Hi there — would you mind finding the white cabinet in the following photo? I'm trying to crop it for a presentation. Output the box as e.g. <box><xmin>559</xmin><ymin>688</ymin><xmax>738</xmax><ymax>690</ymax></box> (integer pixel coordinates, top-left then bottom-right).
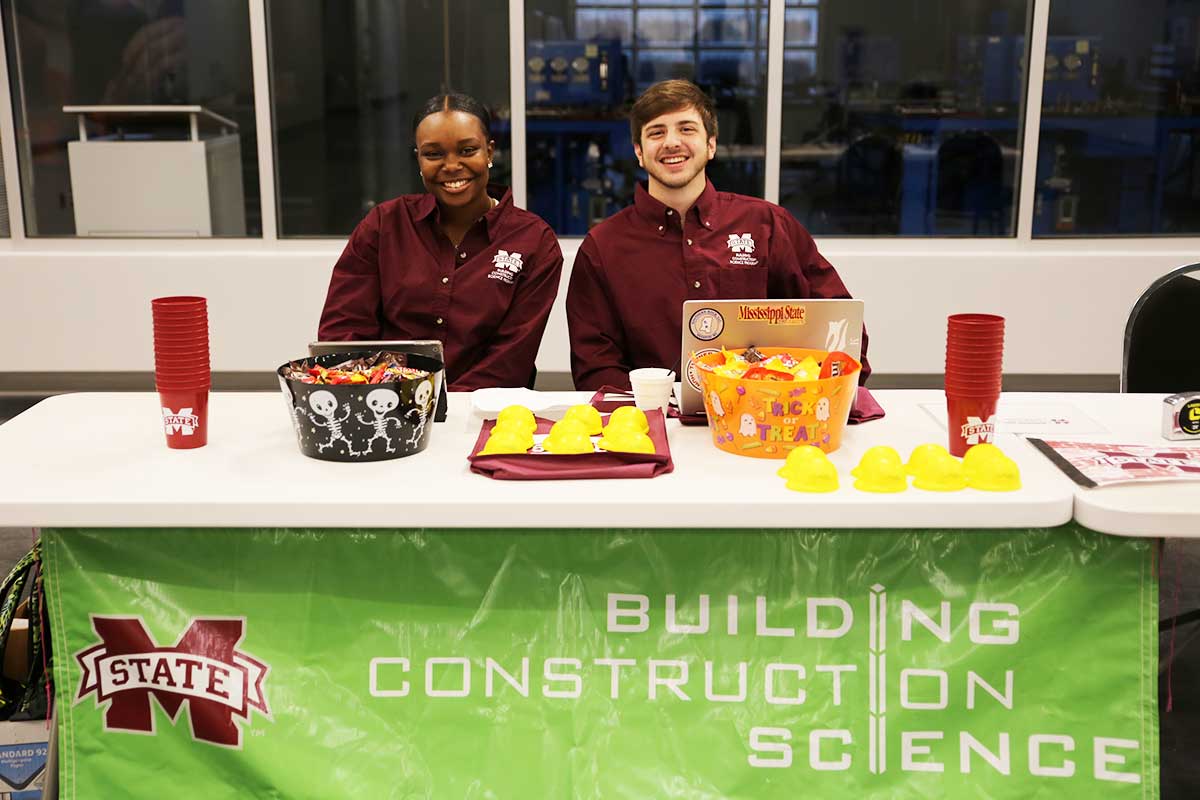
<box><xmin>64</xmin><ymin>105</ymin><xmax>246</xmax><ymax>237</ymax></box>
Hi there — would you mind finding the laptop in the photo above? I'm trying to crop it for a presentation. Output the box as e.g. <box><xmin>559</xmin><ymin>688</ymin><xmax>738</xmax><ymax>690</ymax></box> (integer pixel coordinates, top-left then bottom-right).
<box><xmin>679</xmin><ymin>299</ymin><xmax>865</xmax><ymax>416</ymax></box>
<box><xmin>308</xmin><ymin>340</ymin><xmax>448</xmax><ymax>422</ymax></box>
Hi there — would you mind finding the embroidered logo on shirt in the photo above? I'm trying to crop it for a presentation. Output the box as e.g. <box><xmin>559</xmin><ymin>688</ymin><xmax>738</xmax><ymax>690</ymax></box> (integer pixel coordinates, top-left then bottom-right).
<box><xmin>488</xmin><ymin>250</ymin><xmax>524</xmax><ymax>284</ymax></box>
<box><xmin>726</xmin><ymin>233</ymin><xmax>759</xmax><ymax>266</ymax></box>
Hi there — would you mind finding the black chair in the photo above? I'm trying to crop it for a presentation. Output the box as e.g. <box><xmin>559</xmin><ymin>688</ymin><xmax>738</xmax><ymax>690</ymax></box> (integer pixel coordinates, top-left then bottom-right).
<box><xmin>831</xmin><ymin>133</ymin><xmax>902</xmax><ymax>234</ymax></box>
<box><xmin>935</xmin><ymin>132</ymin><xmax>1005</xmax><ymax>235</ymax></box>
<box><xmin>1121</xmin><ymin>263</ymin><xmax>1200</xmax><ymax>393</ymax></box>
<box><xmin>1126</xmin><ymin>265</ymin><xmax>1200</xmax><ymax>677</ymax></box>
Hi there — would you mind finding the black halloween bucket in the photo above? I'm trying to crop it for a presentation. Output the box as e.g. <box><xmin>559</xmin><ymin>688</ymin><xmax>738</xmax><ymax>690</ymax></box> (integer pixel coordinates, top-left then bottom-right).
<box><xmin>277</xmin><ymin>350</ymin><xmax>444</xmax><ymax>462</ymax></box>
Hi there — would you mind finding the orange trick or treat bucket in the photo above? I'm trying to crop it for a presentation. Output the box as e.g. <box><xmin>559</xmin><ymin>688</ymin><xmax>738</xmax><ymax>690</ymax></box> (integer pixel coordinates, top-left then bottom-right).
<box><xmin>694</xmin><ymin>347</ymin><xmax>861</xmax><ymax>459</ymax></box>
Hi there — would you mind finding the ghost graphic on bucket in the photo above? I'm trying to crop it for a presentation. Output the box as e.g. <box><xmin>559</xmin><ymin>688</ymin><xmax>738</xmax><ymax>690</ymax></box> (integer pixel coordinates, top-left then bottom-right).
<box><xmin>709</xmin><ymin>390</ymin><xmax>725</xmax><ymax>418</ymax></box>
<box><xmin>739</xmin><ymin>413</ymin><xmax>757</xmax><ymax>437</ymax></box>
<box><xmin>816</xmin><ymin>397</ymin><xmax>831</xmax><ymax>422</ymax></box>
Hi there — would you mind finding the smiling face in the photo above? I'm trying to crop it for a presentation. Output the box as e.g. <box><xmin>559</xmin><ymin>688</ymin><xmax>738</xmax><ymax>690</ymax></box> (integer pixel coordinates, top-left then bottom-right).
<box><xmin>309</xmin><ymin>390</ymin><xmax>337</xmax><ymax>418</ymax></box>
<box><xmin>414</xmin><ymin>110</ymin><xmax>495</xmax><ymax>210</ymax></box>
<box><xmin>366</xmin><ymin>388</ymin><xmax>399</xmax><ymax>415</ymax></box>
<box><xmin>634</xmin><ymin>106</ymin><xmax>716</xmax><ymax>193</ymax></box>
<box><xmin>414</xmin><ymin>380</ymin><xmax>433</xmax><ymax>410</ymax></box>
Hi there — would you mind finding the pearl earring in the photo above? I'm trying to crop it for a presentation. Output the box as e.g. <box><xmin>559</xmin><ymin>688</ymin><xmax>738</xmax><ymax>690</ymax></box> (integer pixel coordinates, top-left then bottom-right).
<box><xmin>488</xmin><ymin>161</ymin><xmax>493</xmax><ymax>168</ymax></box>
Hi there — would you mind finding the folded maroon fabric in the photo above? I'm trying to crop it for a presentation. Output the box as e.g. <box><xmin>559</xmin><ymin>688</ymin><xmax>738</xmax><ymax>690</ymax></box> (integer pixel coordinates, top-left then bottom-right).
<box><xmin>587</xmin><ymin>386</ymin><xmax>636</xmax><ymax>413</ymax></box>
<box><xmin>849</xmin><ymin>387</ymin><xmax>886</xmax><ymax>424</ymax></box>
<box><xmin>468</xmin><ymin>409</ymin><xmax>674</xmax><ymax>481</ymax></box>
<box><xmin>590</xmin><ymin>385</ymin><xmax>695</xmax><ymax>421</ymax></box>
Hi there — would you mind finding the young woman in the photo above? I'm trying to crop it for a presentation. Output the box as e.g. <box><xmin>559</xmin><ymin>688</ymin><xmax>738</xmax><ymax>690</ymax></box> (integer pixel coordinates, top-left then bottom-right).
<box><xmin>318</xmin><ymin>93</ymin><xmax>563</xmax><ymax>390</ymax></box>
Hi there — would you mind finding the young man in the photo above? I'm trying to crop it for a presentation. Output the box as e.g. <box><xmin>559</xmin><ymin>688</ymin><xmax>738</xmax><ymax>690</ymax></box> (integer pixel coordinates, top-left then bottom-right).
<box><xmin>566</xmin><ymin>79</ymin><xmax>871</xmax><ymax>396</ymax></box>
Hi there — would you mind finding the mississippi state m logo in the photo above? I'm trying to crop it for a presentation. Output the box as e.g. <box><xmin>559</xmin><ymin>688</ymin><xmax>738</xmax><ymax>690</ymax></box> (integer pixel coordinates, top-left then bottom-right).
<box><xmin>726</xmin><ymin>233</ymin><xmax>755</xmax><ymax>253</ymax></box>
<box><xmin>726</xmin><ymin>233</ymin><xmax>759</xmax><ymax>266</ymax></box>
<box><xmin>961</xmin><ymin>415</ymin><xmax>995</xmax><ymax>445</ymax></box>
<box><xmin>76</xmin><ymin>616</ymin><xmax>270</xmax><ymax>747</ymax></box>
<box><xmin>493</xmin><ymin>250</ymin><xmax>524</xmax><ymax>273</ymax></box>
<box><xmin>161</xmin><ymin>407</ymin><xmax>200</xmax><ymax>435</ymax></box>
<box><xmin>488</xmin><ymin>250</ymin><xmax>524</xmax><ymax>285</ymax></box>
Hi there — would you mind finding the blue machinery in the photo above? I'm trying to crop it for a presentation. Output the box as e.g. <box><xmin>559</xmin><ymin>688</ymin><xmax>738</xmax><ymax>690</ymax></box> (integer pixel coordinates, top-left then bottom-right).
<box><xmin>523</xmin><ymin>36</ymin><xmax>1200</xmax><ymax>236</ymax></box>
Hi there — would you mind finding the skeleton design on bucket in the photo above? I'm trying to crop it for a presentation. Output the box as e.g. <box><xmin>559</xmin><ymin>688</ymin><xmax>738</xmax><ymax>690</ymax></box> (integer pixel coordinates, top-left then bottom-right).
<box><xmin>356</xmin><ymin>388</ymin><xmax>403</xmax><ymax>454</ymax></box>
<box><xmin>306</xmin><ymin>390</ymin><xmax>358</xmax><ymax>455</ymax></box>
<box><xmin>404</xmin><ymin>379</ymin><xmax>435</xmax><ymax>448</ymax></box>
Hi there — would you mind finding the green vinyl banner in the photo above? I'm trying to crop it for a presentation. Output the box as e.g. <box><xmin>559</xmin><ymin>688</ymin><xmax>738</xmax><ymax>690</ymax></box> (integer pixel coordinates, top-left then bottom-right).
<box><xmin>42</xmin><ymin>525</ymin><xmax>1158</xmax><ymax>799</ymax></box>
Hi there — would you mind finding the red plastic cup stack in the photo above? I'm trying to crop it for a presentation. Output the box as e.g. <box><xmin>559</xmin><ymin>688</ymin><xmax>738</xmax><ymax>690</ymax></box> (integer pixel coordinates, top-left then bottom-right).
<box><xmin>944</xmin><ymin>313</ymin><xmax>1004</xmax><ymax>457</ymax></box>
<box><xmin>152</xmin><ymin>296</ymin><xmax>210</xmax><ymax>449</ymax></box>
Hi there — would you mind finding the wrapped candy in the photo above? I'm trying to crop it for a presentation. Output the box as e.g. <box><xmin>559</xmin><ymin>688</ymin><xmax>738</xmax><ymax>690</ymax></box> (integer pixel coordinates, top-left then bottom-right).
<box><xmin>697</xmin><ymin>347</ymin><xmax>822</xmax><ymax>382</ymax></box>
<box><xmin>282</xmin><ymin>352</ymin><xmax>430</xmax><ymax>385</ymax></box>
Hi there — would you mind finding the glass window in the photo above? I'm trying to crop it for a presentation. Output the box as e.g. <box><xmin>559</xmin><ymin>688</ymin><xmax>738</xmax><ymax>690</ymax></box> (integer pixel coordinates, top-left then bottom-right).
<box><xmin>527</xmin><ymin>0</ymin><xmax>769</xmax><ymax>235</ymax></box>
<box><xmin>268</xmin><ymin>0</ymin><xmax>511</xmax><ymax>237</ymax></box>
<box><xmin>779</xmin><ymin>0</ymin><xmax>1030</xmax><ymax>236</ymax></box>
<box><xmin>1035</xmin><ymin>0</ymin><xmax>1200</xmax><ymax>236</ymax></box>
<box><xmin>3</xmin><ymin>0</ymin><xmax>259</xmax><ymax>237</ymax></box>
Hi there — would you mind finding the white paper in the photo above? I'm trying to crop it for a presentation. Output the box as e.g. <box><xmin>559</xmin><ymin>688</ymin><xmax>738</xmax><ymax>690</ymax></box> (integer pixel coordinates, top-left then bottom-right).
<box><xmin>920</xmin><ymin>401</ymin><xmax>1108</xmax><ymax>435</ymax></box>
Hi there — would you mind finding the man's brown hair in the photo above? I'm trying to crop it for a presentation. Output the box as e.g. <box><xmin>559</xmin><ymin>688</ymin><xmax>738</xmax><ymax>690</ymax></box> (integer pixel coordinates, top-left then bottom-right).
<box><xmin>629</xmin><ymin>79</ymin><xmax>718</xmax><ymax>145</ymax></box>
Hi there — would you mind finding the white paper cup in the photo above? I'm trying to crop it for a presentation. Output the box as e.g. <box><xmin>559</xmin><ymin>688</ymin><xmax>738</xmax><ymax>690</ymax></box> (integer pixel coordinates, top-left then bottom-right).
<box><xmin>630</xmin><ymin>368</ymin><xmax>674</xmax><ymax>381</ymax></box>
<box><xmin>630</xmin><ymin>369</ymin><xmax>675</xmax><ymax>412</ymax></box>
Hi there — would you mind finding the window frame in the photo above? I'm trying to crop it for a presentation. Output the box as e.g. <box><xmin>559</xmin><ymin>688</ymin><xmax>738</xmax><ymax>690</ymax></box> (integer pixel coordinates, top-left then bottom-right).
<box><xmin>0</xmin><ymin>0</ymin><xmax>1189</xmax><ymax>253</ymax></box>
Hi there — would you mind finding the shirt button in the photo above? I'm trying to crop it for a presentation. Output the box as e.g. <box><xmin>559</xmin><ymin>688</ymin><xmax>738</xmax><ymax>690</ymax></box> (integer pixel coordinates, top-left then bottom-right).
<box><xmin>436</xmin><ymin>317</ymin><xmax>444</xmax><ymax>325</ymax></box>
<box><xmin>441</xmin><ymin>276</ymin><xmax>449</xmax><ymax>284</ymax></box>
<box><xmin>705</xmin><ymin>221</ymin><xmax>711</xmax><ymax>228</ymax></box>
<box><xmin>657</xmin><ymin>225</ymin><xmax>664</xmax><ymax>232</ymax></box>
<box><xmin>693</xmin><ymin>281</ymin><xmax>701</xmax><ymax>289</ymax></box>
<box><xmin>687</xmin><ymin>238</ymin><xmax>693</xmax><ymax>245</ymax></box>
<box><xmin>459</xmin><ymin>252</ymin><xmax>467</xmax><ymax>259</ymax></box>
<box><xmin>666</xmin><ymin>210</ymin><xmax>673</xmax><ymax>216</ymax></box>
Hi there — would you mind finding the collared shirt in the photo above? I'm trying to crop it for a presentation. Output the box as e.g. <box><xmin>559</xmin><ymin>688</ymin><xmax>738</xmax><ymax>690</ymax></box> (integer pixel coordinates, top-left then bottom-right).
<box><xmin>318</xmin><ymin>187</ymin><xmax>563</xmax><ymax>390</ymax></box>
<box><xmin>566</xmin><ymin>180</ymin><xmax>871</xmax><ymax>390</ymax></box>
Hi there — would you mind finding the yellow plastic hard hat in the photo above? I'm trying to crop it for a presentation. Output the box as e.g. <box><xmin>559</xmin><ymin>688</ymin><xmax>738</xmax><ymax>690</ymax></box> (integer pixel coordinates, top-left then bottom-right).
<box><xmin>563</xmin><ymin>404</ymin><xmax>604</xmax><ymax>436</ymax></box>
<box><xmin>911</xmin><ymin>450</ymin><xmax>967</xmax><ymax>492</ymax></box>
<box><xmin>777</xmin><ymin>444</ymin><xmax>828</xmax><ymax>479</ymax></box>
<box><xmin>963</xmin><ymin>444</ymin><xmax>1021</xmax><ymax>491</ymax></box>
<box><xmin>783</xmin><ymin>454</ymin><xmax>839</xmax><ymax>493</ymax></box>
<box><xmin>478</xmin><ymin>427</ymin><xmax>533</xmax><ymax>455</ymax></box>
<box><xmin>542</xmin><ymin>429</ymin><xmax>595</xmax><ymax>454</ymax></box>
<box><xmin>906</xmin><ymin>443</ymin><xmax>949</xmax><ymax>476</ymax></box>
<box><xmin>598</xmin><ymin>428</ymin><xmax>656</xmax><ymax>454</ymax></box>
<box><xmin>606</xmin><ymin>405</ymin><xmax>649</xmax><ymax>434</ymax></box>
<box><xmin>487</xmin><ymin>422</ymin><xmax>535</xmax><ymax>450</ymax></box>
<box><xmin>549</xmin><ymin>418</ymin><xmax>590</xmax><ymax>438</ymax></box>
<box><xmin>496</xmin><ymin>405</ymin><xmax>537</xmax><ymax>435</ymax></box>
<box><xmin>851</xmin><ymin>446</ymin><xmax>907</xmax><ymax>493</ymax></box>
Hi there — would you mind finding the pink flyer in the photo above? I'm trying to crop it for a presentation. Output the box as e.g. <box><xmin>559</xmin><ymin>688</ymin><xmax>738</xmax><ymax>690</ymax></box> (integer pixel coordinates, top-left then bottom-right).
<box><xmin>1029</xmin><ymin>439</ymin><xmax>1200</xmax><ymax>488</ymax></box>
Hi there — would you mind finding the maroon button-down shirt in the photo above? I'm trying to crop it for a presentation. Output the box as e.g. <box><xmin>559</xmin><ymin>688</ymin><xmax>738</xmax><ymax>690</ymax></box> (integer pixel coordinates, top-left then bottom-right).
<box><xmin>318</xmin><ymin>187</ymin><xmax>563</xmax><ymax>390</ymax></box>
<box><xmin>566</xmin><ymin>181</ymin><xmax>871</xmax><ymax>390</ymax></box>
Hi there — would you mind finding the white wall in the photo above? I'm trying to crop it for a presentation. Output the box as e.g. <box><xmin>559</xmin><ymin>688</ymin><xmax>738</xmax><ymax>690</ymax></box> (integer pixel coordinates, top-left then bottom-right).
<box><xmin>1</xmin><ymin>236</ymin><xmax>1193</xmax><ymax>379</ymax></box>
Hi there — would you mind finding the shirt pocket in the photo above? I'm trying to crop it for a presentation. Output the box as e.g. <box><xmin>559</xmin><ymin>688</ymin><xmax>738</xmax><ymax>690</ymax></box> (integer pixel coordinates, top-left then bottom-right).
<box><xmin>718</xmin><ymin>265</ymin><xmax>769</xmax><ymax>298</ymax></box>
